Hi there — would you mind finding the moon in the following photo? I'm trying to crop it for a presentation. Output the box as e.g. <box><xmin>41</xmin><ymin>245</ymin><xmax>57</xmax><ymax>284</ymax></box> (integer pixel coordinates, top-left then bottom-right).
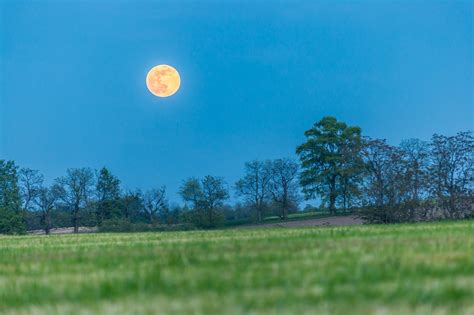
<box><xmin>146</xmin><ymin>65</ymin><xmax>181</xmax><ymax>97</ymax></box>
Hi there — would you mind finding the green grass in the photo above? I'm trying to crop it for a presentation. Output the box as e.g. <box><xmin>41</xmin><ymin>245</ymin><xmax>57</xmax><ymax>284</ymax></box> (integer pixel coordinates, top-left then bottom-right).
<box><xmin>1</xmin><ymin>221</ymin><xmax>474</xmax><ymax>314</ymax></box>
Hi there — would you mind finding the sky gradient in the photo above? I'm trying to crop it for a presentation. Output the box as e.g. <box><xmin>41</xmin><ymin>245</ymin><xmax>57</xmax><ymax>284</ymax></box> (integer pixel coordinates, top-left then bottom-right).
<box><xmin>1</xmin><ymin>0</ymin><xmax>473</xmax><ymax>203</ymax></box>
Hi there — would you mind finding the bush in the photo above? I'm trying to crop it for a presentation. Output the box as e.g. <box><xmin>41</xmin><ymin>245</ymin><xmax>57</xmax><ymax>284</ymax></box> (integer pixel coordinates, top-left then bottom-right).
<box><xmin>0</xmin><ymin>209</ymin><xmax>26</xmax><ymax>234</ymax></box>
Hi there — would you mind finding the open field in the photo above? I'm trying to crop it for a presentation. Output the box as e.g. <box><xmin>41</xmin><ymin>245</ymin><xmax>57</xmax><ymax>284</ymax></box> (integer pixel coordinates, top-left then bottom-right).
<box><xmin>1</xmin><ymin>221</ymin><xmax>474</xmax><ymax>314</ymax></box>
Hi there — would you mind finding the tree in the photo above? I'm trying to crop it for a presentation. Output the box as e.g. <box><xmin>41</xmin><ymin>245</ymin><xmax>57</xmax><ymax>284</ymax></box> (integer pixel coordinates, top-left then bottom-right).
<box><xmin>0</xmin><ymin>160</ymin><xmax>25</xmax><ymax>234</ymax></box>
<box><xmin>361</xmin><ymin>138</ymin><xmax>409</xmax><ymax>223</ymax></box>
<box><xmin>95</xmin><ymin>167</ymin><xmax>121</xmax><ymax>226</ymax></box>
<box><xmin>268</xmin><ymin>158</ymin><xmax>299</xmax><ymax>219</ymax></box>
<box><xmin>179</xmin><ymin>178</ymin><xmax>202</xmax><ymax>207</ymax></box>
<box><xmin>399</xmin><ymin>139</ymin><xmax>430</xmax><ymax>203</ymax></box>
<box><xmin>35</xmin><ymin>185</ymin><xmax>60</xmax><ymax>234</ymax></box>
<box><xmin>235</xmin><ymin>160</ymin><xmax>272</xmax><ymax>222</ymax></box>
<box><xmin>429</xmin><ymin>132</ymin><xmax>474</xmax><ymax>218</ymax></box>
<box><xmin>296</xmin><ymin>116</ymin><xmax>362</xmax><ymax>214</ymax></box>
<box><xmin>18</xmin><ymin>168</ymin><xmax>44</xmax><ymax>211</ymax></box>
<box><xmin>179</xmin><ymin>176</ymin><xmax>229</xmax><ymax>227</ymax></box>
<box><xmin>200</xmin><ymin>175</ymin><xmax>229</xmax><ymax>227</ymax></box>
<box><xmin>338</xmin><ymin>131</ymin><xmax>365</xmax><ymax>211</ymax></box>
<box><xmin>55</xmin><ymin>168</ymin><xmax>95</xmax><ymax>233</ymax></box>
<box><xmin>121</xmin><ymin>190</ymin><xmax>143</xmax><ymax>221</ymax></box>
<box><xmin>143</xmin><ymin>187</ymin><xmax>167</xmax><ymax>224</ymax></box>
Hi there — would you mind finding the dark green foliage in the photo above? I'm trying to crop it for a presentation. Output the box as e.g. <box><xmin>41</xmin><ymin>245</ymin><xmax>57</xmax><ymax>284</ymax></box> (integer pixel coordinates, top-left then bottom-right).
<box><xmin>95</xmin><ymin>167</ymin><xmax>122</xmax><ymax>225</ymax></box>
<box><xmin>0</xmin><ymin>160</ymin><xmax>25</xmax><ymax>234</ymax></box>
<box><xmin>296</xmin><ymin>116</ymin><xmax>363</xmax><ymax>214</ymax></box>
<box><xmin>120</xmin><ymin>190</ymin><xmax>143</xmax><ymax>221</ymax></box>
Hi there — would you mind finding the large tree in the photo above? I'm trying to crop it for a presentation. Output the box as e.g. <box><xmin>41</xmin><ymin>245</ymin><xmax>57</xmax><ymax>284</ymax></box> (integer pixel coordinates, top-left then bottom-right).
<box><xmin>95</xmin><ymin>167</ymin><xmax>121</xmax><ymax>226</ymax></box>
<box><xmin>296</xmin><ymin>117</ymin><xmax>362</xmax><ymax>214</ymax></box>
<box><xmin>0</xmin><ymin>160</ymin><xmax>25</xmax><ymax>234</ymax></box>
<box><xmin>235</xmin><ymin>160</ymin><xmax>272</xmax><ymax>222</ymax></box>
<box><xmin>55</xmin><ymin>168</ymin><xmax>95</xmax><ymax>233</ymax></box>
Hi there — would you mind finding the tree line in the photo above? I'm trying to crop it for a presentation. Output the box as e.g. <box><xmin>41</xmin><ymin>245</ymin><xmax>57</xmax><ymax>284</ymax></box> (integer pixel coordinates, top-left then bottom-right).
<box><xmin>297</xmin><ymin>117</ymin><xmax>473</xmax><ymax>222</ymax></box>
<box><xmin>0</xmin><ymin>116</ymin><xmax>472</xmax><ymax>234</ymax></box>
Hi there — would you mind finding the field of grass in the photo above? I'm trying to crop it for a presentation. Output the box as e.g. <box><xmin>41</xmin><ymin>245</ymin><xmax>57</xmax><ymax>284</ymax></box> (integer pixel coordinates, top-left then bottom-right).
<box><xmin>1</xmin><ymin>221</ymin><xmax>474</xmax><ymax>314</ymax></box>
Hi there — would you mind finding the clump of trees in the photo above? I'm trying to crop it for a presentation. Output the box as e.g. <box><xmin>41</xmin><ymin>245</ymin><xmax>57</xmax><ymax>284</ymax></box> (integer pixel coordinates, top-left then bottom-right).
<box><xmin>296</xmin><ymin>117</ymin><xmax>473</xmax><ymax>223</ymax></box>
<box><xmin>0</xmin><ymin>116</ymin><xmax>472</xmax><ymax>234</ymax></box>
<box><xmin>235</xmin><ymin>159</ymin><xmax>300</xmax><ymax>222</ymax></box>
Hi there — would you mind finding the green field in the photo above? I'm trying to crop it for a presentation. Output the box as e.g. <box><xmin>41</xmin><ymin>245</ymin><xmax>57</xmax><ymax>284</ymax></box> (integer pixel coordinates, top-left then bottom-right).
<box><xmin>1</xmin><ymin>221</ymin><xmax>474</xmax><ymax>315</ymax></box>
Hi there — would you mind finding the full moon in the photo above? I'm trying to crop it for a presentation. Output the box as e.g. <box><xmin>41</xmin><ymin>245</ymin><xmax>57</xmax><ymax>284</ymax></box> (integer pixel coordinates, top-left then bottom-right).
<box><xmin>146</xmin><ymin>64</ymin><xmax>181</xmax><ymax>97</ymax></box>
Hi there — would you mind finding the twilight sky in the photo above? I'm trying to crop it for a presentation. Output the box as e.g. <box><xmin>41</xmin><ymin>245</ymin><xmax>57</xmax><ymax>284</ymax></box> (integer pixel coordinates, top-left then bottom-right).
<box><xmin>1</xmin><ymin>0</ymin><xmax>473</xmax><ymax>203</ymax></box>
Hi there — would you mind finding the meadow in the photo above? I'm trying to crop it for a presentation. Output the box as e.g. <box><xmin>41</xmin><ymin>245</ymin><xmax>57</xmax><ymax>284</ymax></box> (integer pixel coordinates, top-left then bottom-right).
<box><xmin>1</xmin><ymin>221</ymin><xmax>474</xmax><ymax>315</ymax></box>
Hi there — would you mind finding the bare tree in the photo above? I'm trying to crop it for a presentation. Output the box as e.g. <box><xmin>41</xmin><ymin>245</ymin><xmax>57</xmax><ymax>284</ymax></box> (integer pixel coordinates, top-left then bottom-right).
<box><xmin>18</xmin><ymin>168</ymin><xmax>44</xmax><ymax>211</ymax></box>
<box><xmin>143</xmin><ymin>187</ymin><xmax>167</xmax><ymax>224</ymax></box>
<box><xmin>399</xmin><ymin>139</ymin><xmax>430</xmax><ymax>202</ymax></box>
<box><xmin>55</xmin><ymin>168</ymin><xmax>95</xmax><ymax>233</ymax></box>
<box><xmin>35</xmin><ymin>185</ymin><xmax>60</xmax><ymax>235</ymax></box>
<box><xmin>268</xmin><ymin>158</ymin><xmax>299</xmax><ymax>219</ymax></box>
<box><xmin>429</xmin><ymin>132</ymin><xmax>474</xmax><ymax>218</ymax></box>
<box><xmin>201</xmin><ymin>175</ymin><xmax>229</xmax><ymax>226</ymax></box>
<box><xmin>361</xmin><ymin>138</ymin><xmax>408</xmax><ymax>222</ymax></box>
<box><xmin>235</xmin><ymin>160</ymin><xmax>272</xmax><ymax>222</ymax></box>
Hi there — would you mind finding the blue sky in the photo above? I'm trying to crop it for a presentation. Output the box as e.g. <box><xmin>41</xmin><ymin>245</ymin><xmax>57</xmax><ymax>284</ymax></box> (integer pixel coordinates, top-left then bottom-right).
<box><xmin>1</xmin><ymin>0</ymin><xmax>473</xmax><ymax>203</ymax></box>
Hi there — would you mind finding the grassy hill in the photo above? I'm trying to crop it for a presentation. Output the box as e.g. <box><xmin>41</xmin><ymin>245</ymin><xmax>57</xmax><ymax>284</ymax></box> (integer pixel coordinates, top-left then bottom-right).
<box><xmin>1</xmin><ymin>220</ymin><xmax>474</xmax><ymax>314</ymax></box>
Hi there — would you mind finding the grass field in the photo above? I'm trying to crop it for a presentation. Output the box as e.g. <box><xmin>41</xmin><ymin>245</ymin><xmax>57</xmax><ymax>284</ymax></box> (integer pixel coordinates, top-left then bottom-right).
<box><xmin>1</xmin><ymin>221</ymin><xmax>474</xmax><ymax>314</ymax></box>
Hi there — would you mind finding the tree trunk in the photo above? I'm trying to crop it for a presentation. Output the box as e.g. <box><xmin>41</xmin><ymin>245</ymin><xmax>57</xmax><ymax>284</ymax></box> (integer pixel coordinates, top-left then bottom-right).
<box><xmin>209</xmin><ymin>207</ymin><xmax>213</xmax><ymax>227</ymax></box>
<box><xmin>96</xmin><ymin>206</ymin><xmax>103</xmax><ymax>227</ymax></box>
<box><xmin>45</xmin><ymin>211</ymin><xmax>51</xmax><ymax>235</ymax></box>
<box><xmin>282</xmin><ymin>183</ymin><xmax>288</xmax><ymax>220</ymax></box>
<box><xmin>329</xmin><ymin>176</ymin><xmax>337</xmax><ymax>215</ymax></box>
<box><xmin>73</xmin><ymin>204</ymin><xmax>79</xmax><ymax>233</ymax></box>
<box><xmin>343</xmin><ymin>192</ymin><xmax>347</xmax><ymax>213</ymax></box>
<box><xmin>282</xmin><ymin>202</ymin><xmax>288</xmax><ymax>220</ymax></box>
